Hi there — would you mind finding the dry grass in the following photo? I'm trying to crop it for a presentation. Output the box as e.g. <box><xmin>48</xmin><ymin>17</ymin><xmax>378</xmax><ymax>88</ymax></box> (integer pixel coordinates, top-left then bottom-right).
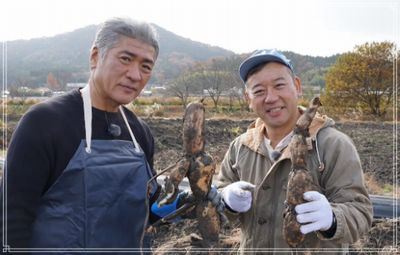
<box><xmin>364</xmin><ymin>173</ymin><xmax>400</xmax><ymax>197</ymax></box>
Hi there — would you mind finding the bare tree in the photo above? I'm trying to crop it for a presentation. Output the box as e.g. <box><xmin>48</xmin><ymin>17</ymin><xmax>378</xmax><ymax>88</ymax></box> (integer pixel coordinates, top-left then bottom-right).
<box><xmin>165</xmin><ymin>68</ymin><xmax>200</xmax><ymax>108</ymax></box>
<box><xmin>195</xmin><ymin>59</ymin><xmax>231</xmax><ymax>109</ymax></box>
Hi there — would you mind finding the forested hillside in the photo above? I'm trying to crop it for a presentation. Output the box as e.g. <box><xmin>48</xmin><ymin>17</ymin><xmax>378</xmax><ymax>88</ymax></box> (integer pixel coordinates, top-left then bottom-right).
<box><xmin>1</xmin><ymin>23</ymin><xmax>337</xmax><ymax>90</ymax></box>
<box><xmin>2</xmin><ymin>24</ymin><xmax>233</xmax><ymax>88</ymax></box>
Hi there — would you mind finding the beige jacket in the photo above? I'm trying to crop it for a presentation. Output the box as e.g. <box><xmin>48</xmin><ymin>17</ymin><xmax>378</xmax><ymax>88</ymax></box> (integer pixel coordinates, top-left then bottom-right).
<box><xmin>216</xmin><ymin>110</ymin><xmax>373</xmax><ymax>254</ymax></box>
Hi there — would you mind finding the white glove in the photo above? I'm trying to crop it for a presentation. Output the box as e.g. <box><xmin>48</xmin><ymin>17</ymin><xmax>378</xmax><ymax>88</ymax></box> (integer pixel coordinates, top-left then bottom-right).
<box><xmin>221</xmin><ymin>181</ymin><xmax>255</xmax><ymax>213</ymax></box>
<box><xmin>295</xmin><ymin>191</ymin><xmax>333</xmax><ymax>234</ymax></box>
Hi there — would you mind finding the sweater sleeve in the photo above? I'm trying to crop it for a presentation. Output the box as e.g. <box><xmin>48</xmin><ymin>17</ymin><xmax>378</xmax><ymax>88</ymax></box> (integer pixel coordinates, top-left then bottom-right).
<box><xmin>2</xmin><ymin>106</ymin><xmax>54</xmax><ymax>248</ymax></box>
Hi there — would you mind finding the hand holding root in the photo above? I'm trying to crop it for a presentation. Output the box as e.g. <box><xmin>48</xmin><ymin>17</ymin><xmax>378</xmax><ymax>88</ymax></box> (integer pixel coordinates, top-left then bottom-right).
<box><xmin>295</xmin><ymin>191</ymin><xmax>333</xmax><ymax>234</ymax></box>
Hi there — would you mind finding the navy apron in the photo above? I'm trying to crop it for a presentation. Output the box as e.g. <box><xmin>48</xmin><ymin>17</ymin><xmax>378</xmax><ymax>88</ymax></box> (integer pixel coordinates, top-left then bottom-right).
<box><xmin>30</xmin><ymin>85</ymin><xmax>157</xmax><ymax>251</ymax></box>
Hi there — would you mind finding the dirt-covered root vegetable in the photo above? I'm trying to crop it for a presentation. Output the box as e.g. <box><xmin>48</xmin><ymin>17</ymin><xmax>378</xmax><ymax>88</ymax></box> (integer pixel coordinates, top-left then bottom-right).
<box><xmin>188</xmin><ymin>152</ymin><xmax>215</xmax><ymax>199</ymax></box>
<box><xmin>283</xmin><ymin>168</ymin><xmax>317</xmax><ymax>248</ymax></box>
<box><xmin>283</xmin><ymin>97</ymin><xmax>321</xmax><ymax>248</ymax></box>
<box><xmin>283</xmin><ymin>204</ymin><xmax>305</xmax><ymax>247</ymax></box>
<box><xmin>196</xmin><ymin>200</ymin><xmax>220</xmax><ymax>247</ymax></box>
<box><xmin>156</xmin><ymin>101</ymin><xmax>222</xmax><ymax>248</ymax></box>
<box><xmin>158</xmin><ymin>158</ymin><xmax>190</xmax><ymax>206</ymax></box>
<box><xmin>183</xmin><ymin>101</ymin><xmax>205</xmax><ymax>155</ymax></box>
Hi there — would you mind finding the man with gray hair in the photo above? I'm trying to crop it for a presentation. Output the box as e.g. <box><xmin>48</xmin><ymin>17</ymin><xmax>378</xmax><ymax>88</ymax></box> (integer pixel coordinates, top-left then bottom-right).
<box><xmin>2</xmin><ymin>17</ymin><xmax>168</xmax><ymax>251</ymax></box>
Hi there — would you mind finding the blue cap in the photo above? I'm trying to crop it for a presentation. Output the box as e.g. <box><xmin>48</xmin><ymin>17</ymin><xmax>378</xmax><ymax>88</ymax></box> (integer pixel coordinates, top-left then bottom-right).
<box><xmin>239</xmin><ymin>49</ymin><xmax>294</xmax><ymax>83</ymax></box>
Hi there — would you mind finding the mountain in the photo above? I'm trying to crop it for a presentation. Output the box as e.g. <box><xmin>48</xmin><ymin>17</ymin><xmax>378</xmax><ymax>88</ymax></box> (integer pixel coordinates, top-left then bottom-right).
<box><xmin>1</xmin><ymin>24</ymin><xmax>234</xmax><ymax>88</ymax></box>
<box><xmin>1</xmin><ymin>23</ymin><xmax>338</xmax><ymax>90</ymax></box>
<box><xmin>282</xmin><ymin>51</ymin><xmax>338</xmax><ymax>88</ymax></box>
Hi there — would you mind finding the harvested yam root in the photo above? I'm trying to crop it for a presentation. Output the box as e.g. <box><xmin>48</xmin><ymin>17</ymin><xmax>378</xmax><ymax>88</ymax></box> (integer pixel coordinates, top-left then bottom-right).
<box><xmin>155</xmin><ymin>101</ymin><xmax>222</xmax><ymax>248</ymax></box>
<box><xmin>283</xmin><ymin>97</ymin><xmax>322</xmax><ymax>248</ymax></box>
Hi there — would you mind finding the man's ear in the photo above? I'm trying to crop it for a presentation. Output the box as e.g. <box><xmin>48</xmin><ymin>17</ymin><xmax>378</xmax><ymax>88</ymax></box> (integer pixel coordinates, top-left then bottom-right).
<box><xmin>294</xmin><ymin>76</ymin><xmax>303</xmax><ymax>97</ymax></box>
<box><xmin>244</xmin><ymin>90</ymin><xmax>252</xmax><ymax>109</ymax></box>
<box><xmin>90</xmin><ymin>47</ymin><xmax>99</xmax><ymax>70</ymax></box>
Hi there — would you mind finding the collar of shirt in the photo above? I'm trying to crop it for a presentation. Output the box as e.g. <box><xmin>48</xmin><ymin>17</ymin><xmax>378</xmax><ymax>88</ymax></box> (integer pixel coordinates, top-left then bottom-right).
<box><xmin>264</xmin><ymin>131</ymin><xmax>294</xmax><ymax>161</ymax></box>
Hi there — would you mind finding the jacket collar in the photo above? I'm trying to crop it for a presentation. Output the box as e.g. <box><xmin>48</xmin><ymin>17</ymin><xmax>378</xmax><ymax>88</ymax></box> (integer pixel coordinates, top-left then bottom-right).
<box><xmin>242</xmin><ymin>106</ymin><xmax>334</xmax><ymax>154</ymax></box>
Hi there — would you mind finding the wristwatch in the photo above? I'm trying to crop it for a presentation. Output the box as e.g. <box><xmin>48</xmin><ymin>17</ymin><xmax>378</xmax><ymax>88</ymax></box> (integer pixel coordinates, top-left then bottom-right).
<box><xmin>332</xmin><ymin>212</ymin><xmax>337</xmax><ymax>228</ymax></box>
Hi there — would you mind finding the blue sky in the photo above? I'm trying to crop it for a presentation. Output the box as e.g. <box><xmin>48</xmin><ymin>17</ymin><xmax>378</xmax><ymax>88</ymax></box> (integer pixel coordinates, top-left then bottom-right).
<box><xmin>1</xmin><ymin>0</ymin><xmax>399</xmax><ymax>56</ymax></box>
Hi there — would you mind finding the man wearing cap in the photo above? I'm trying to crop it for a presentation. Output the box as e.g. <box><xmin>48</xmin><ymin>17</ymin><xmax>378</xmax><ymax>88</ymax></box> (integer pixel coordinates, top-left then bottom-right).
<box><xmin>213</xmin><ymin>49</ymin><xmax>372</xmax><ymax>252</ymax></box>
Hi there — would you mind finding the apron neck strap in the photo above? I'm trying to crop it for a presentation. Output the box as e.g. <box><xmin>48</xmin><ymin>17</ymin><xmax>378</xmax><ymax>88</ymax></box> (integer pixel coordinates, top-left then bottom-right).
<box><xmin>81</xmin><ymin>85</ymin><xmax>92</xmax><ymax>153</ymax></box>
<box><xmin>81</xmin><ymin>85</ymin><xmax>141</xmax><ymax>153</ymax></box>
<box><xmin>119</xmin><ymin>105</ymin><xmax>142</xmax><ymax>153</ymax></box>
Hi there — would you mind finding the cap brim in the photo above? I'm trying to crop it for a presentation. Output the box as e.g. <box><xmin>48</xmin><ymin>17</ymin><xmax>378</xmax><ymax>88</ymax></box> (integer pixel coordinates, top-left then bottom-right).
<box><xmin>239</xmin><ymin>55</ymin><xmax>291</xmax><ymax>83</ymax></box>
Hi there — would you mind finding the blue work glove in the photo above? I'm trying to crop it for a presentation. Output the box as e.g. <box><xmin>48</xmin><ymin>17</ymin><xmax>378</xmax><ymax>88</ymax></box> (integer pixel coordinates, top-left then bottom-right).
<box><xmin>151</xmin><ymin>191</ymin><xmax>189</xmax><ymax>221</ymax></box>
<box><xmin>207</xmin><ymin>185</ymin><xmax>225</xmax><ymax>213</ymax></box>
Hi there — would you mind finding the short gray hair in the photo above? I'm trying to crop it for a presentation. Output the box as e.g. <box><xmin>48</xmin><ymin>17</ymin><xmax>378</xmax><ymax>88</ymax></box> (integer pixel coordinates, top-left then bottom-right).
<box><xmin>93</xmin><ymin>17</ymin><xmax>159</xmax><ymax>60</ymax></box>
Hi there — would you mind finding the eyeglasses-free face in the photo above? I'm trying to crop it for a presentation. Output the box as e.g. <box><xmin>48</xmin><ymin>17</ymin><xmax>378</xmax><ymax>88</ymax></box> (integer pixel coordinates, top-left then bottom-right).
<box><xmin>245</xmin><ymin>62</ymin><xmax>302</xmax><ymax>133</ymax></box>
<box><xmin>90</xmin><ymin>36</ymin><xmax>156</xmax><ymax>112</ymax></box>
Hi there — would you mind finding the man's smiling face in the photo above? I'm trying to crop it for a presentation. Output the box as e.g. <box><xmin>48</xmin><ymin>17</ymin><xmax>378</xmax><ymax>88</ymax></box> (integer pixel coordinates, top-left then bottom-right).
<box><xmin>245</xmin><ymin>62</ymin><xmax>302</xmax><ymax>132</ymax></box>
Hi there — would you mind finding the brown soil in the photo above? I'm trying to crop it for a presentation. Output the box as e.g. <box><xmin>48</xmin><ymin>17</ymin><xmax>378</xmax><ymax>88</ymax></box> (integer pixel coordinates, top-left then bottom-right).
<box><xmin>147</xmin><ymin>118</ymin><xmax>395</xmax><ymax>186</ymax></box>
<box><xmin>145</xmin><ymin>117</ymin><xmax>398</xmax><ymax>253</ymax></box>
